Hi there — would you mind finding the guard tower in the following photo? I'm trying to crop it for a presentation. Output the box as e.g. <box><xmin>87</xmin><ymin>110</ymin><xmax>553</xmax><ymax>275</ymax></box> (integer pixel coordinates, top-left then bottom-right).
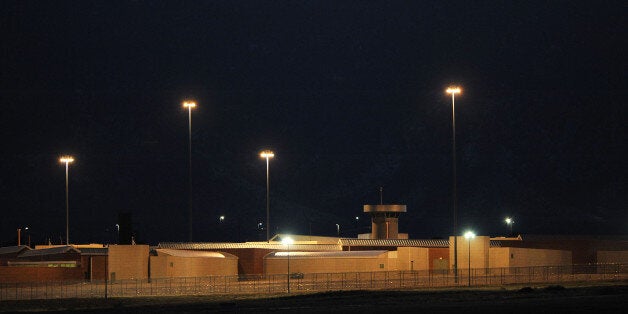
<box><xmin>363</xmin><ymin>204</ymin><xmax>407</xmax><ymax>239</ymax></box>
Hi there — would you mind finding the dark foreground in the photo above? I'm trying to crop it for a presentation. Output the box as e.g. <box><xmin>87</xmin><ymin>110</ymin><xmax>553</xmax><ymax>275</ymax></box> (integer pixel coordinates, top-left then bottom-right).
<box><xmin>2</xmin><ymin>283</ymin><xmax>627</xmax><ymax>313</ymax></box>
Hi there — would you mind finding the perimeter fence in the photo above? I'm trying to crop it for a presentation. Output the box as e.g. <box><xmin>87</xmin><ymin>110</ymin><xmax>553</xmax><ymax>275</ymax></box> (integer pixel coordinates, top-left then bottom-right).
<box><xmin>1</xmin><ymin>263</ymin><xmax>626</xmax><ymax>301</ymax></box>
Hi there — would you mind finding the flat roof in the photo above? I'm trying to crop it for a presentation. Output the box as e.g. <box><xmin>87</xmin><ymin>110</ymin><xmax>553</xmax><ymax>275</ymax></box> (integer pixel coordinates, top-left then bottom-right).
<box><xmin>18</xmin><ymin>246</ymin><xmax>79</xmax><ymax>258</ymax></box>
<box><xmin>158</xmin><ymin>242</ymin><xmax>342</xmax><ymax>251</ymax></box>
<box><xmin>268</xmin><ymin>250</ymin><xmax>389</xmax><ymax>258</ymax></box>
<box><xmin>363</xmin><ymin>204</ymin><xmax>407</xmax><ymax>213</ymax></box>
<box><xmin>156</xmin><ymin>249</ymin><xmax>236</xmax><ymax>259</ymax></box>
<box><xmin>79</xmin><ymin>248</ymin><xmax>108</xmax><ymax>255</ymax></box>
<box><xmin>160</xmin><ymin>238</ymin><xmax>504</xmax><ymax>251</ymax></box>
<box><xmin>340</xmin><ymin>238</ymin><xmax>449</xmax><ymax>247</ymax></box>
<box><xmin>271</xmin><ymin>234</ymin><xmax>340</xmax><ymax>244</ymax></box>
<box><xmin>0</xmin><ymin>245</ymin><xmax>31</xmax><ymax>255</ymax></box>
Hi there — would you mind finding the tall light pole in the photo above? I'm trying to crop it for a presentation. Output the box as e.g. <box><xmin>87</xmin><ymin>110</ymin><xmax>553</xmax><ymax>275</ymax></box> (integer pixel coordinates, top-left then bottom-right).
<box><xmin>446</xmin><ymin>86</ymin><xmax>461</xmax><ymax>282</ymax></box>
<box><xmin>59</xmin><ymin>156</ymin><xmax>74</xmax><ymax>245</ymax></box>
<box><xmin>260</xmin><ymin>150</ymin><xmax>274</xmax><ymax>242</ymax></box>
<box><xmin>505</xmin><ymin>217</ymin><xmax>514</xmax><ymax>236</ymax></box>
<box><xmin>464</xmin><ymin>230</ymin><xmax>475</xmax><ymax>287</ymax></box>
<box><xmin>183</xmin><ymin>101</ymin><xmax>196</xmax><ymax>242</ymax></box>
<box><xmin>282</xmin><ymin>237</ymin><xmax>294</xmax><ymax>293</ymax></box>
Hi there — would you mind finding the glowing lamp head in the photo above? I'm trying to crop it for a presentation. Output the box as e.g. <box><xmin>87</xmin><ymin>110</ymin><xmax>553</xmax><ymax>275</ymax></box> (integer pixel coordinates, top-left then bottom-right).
<box><xmin>505</xmin><ymin>217</ymin><xmax>513</xmax><ymax>225</ymax></box>
<box><xmin>446</xmin><ymin>87</ymin><xmax>462</xmax><ymax>94</ymax></box>
<box><xmin>282</xmin><ymin>237</ymin><xmax>294</xmax><ymax>245</ymax></box>
<box><xmin>260</xmin><ymin>150</ymin><xmax>275</xmax><ymax>159</ymax></box>
<box><xmin>59</xmin><ymin>156</ymin><xmax>74</xmax><ymax>164</ymax></box>
<box><xmin>464</xmin><ymin>231</ymin><xmax>476</xmax><ymax>239</ymax></box>
<box><xmin>183</xmin><ymin>101</ymin><xmax>197</xmax><ymax>109</ymax></box>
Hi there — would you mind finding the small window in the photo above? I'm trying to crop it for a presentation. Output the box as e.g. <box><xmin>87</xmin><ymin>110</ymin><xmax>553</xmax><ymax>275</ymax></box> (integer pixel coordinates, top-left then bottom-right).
<box><xmin>379</xmin><ymin>264</ymin><xmax>384</xmax><ymax>269</ymax></box>
<box><xmin>169</xmin><ymin>262</ymin><xmax>174</xmax><ymax>267</ymax></box>
<box><xmin>510</xmin><ymin>254</ymin><xmax>514</xmax><ymax>259</ymax></box>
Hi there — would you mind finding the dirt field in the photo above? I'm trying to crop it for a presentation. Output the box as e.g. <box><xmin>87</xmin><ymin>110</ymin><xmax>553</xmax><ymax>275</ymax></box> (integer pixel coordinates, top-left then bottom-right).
<box><xmin>1</xmin><ymin>282</ymin><xmax>626</xmax><ymax>313</ymax></box>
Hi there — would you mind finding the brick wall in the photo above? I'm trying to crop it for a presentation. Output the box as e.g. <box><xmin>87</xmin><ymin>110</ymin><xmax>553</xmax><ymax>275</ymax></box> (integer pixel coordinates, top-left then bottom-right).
<box><xmin>0</xmin><ymin>266</ymin><xmax>83</xmax><ymax>283</ymax></box>
<box><xmin>80</xmin><ymin>255</ymin><xmax>106</xmax><ymax>281</ymax></box>
<box><xmin>149</xmin><ymin>255</ymin><xmax>238</xmax><ymax>278</ymax></box>
<box><xmin>218</xmin><ymin>248</ymin><xmax>272</xmax><ymax>275</ymax></box>
<box><xmin>489</xmin><ymin>247</ymin><xmax>571</xmax><ymax>269</ymax></box>
<box><xmin>396</xmin><ymin>247</ymin><xmax>430</xmax><ymax>271</ymax></box>
<box><xmin>500</xmin><ymin>236</ymin><xmax>628</xmax><ymax>265</ymax></box>
<box><xmin>450</xmin><ymin>236</ymin><xmax>490</xmax><ymax>270</ymax></box>
<box><xmin>596</xmin><ymin>251</ymin><xmax>628</xmax><ymax>264</ymax></box>
<box><xmin>264</xmin><ymin>253</ymin><xmax>390</xmax><ymax>275</ymax></box>
<box><xmin>429</xmin><ymin>247</ymin><xmax>449</xmax><ymax>270</ymax></box>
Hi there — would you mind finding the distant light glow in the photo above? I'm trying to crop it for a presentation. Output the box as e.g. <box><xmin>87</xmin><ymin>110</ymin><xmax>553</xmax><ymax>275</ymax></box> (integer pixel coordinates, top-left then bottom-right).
<box><xmin>446</xmin><ymin>87</ymin><xmax>462</xmax><ymax>94</ymax></box>
<box><xmin>505</xmin><ymin>217</ymin><xmax>514</xmax><ymax>225</ymax></box>
<box><xmin>59</xmin><ymin>156</ymin><xmax>74</xmax><ymax>163</ymax></box>
<box><xmin>183</xmin><ymin>101</ymin><xmax>197</xmax><ymax>108</ymax></box>
<box><xmin>260</xmin><ymin>150</ymin><xmax>275</xmax><ymax>158</ymax></box>
<box><xmin>464</xmin><ymin>231</ymin><xmax>476</xmax><ymax>239</ymax></box>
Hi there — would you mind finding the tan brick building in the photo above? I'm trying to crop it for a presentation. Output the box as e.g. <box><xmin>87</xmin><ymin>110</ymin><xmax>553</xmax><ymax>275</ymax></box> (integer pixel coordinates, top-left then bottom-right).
<box><xmin>150</xmin><ymin>249</ymin><xmax>238</xmax><ymax>278</ymax></box>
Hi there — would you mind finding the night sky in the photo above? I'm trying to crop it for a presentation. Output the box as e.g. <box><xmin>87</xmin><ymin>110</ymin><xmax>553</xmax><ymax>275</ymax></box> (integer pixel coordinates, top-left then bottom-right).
<box><xmin>1</xmin><ymin>1</ymin><xmax>626</xmax><ymax>246</ymax></box>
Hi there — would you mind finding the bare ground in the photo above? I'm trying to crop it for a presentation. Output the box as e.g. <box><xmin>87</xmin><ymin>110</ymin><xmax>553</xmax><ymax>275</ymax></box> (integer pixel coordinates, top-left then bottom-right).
<box><xmin>2</xmin><ymin>281</ymin><xmax>627</xmax><ymax>313</ymax></box>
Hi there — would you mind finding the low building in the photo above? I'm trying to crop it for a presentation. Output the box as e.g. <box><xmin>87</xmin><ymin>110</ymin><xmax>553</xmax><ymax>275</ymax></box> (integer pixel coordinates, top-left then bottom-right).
<box><xmin>0</xmin><ymin>245</ymin><xmax>31</xmax><ymax>265</ymax></box>
<box><xmin>0</xmin><ymin>246</ymin><xmax>83</xmax><ymax>283</ymax></box>
<box><xmin>597</xmin><ymin>251</ymin><xmax>628</xmax><ymax>264</ymax></box>
<box><xmin>150</xmin><ymin>249</ymin><xmax>238</xmax><ymax>278</ymax></box>
<box><xmin>494</xmin><ymin>235</ymin><xmax>628</xmax><ymax>265</ymax></box>
<box><xmin>489</xmin><ymin>247</ymin><xmax>572</xmax><ymax>269</ymax></box>
<box><xmin>159</xmin><ymin>237</ymin><xmax>341</xmax><ymax>275</ymax></box>
<box><xmin>77</xmin><ymin>246</ymin><xmax>108</xmax><ymax>281</ymax></box>
<box><xmin>40</xmin><ymin>244</ymin><xmax>149</xmax><ymax>282</ymax></box>
<box><xmin>265</xmin><ymin>250</ymin><xmax>390</xmax><ymax>275</ymax></box>
<box><xmin>341</xmin><ymin>238</ymin><xmax>450</xmax><ymax>271</ymax></box>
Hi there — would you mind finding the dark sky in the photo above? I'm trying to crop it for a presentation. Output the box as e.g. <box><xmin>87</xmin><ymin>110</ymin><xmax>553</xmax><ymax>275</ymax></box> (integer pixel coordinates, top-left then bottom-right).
<box><xmin>1</xmin><ymin>1</ymin><xmax>626</xmax><ymax>246</ymax></box>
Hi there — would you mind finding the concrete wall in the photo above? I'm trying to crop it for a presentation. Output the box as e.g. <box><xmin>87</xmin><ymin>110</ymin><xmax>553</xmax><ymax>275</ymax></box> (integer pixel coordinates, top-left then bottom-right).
<box><xmin>489</xmin><ymin>247</ymin><xmax>572</xmax><ymax>269</ymax></box>
<box><xmin>597</xmin><ymin>251</ymin><xmax>628</xmax><ymax>264</ymax></box>
<box><xmin>450</xmin><ymin>236</ymin><xmax>490</xmax><ymax>270</ymax></box>
<box><xmin>265</xmin><ymin>253</ymin><xmax>390</xmax><ymax>275</ymax></box>
<box><xmin>489</xmin><ymin>247</ymin><xmax>510</xmax><ymax>269</ymax></box>
<box><xmin>395</xmin><ymin>247</ymin><xmax>429</xmax><ymax>271</ymax></box>
<box><xmin>108</xmin><ymin>245</ymin><xmax>149</xmax><ymax>281</ymax></box>
<box><xmin>149</xmin><ymin>255</ymin><xmax>238</xmax><ymax>278</ymax></box>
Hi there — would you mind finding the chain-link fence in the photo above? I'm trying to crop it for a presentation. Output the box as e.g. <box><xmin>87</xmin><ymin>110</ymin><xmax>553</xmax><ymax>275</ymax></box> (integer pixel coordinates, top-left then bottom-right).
<box><xmin>1</xmin><ymin>263</ymin><xmax>626</xmax><ymax>301</ymax></box>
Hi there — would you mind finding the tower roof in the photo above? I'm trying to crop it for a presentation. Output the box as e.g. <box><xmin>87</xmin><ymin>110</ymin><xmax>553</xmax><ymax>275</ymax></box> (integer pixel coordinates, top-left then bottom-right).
<box><xmin>363</xmin><ymin>204</ymin><xmax>407</xmax><ymax>213</ymax></box>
